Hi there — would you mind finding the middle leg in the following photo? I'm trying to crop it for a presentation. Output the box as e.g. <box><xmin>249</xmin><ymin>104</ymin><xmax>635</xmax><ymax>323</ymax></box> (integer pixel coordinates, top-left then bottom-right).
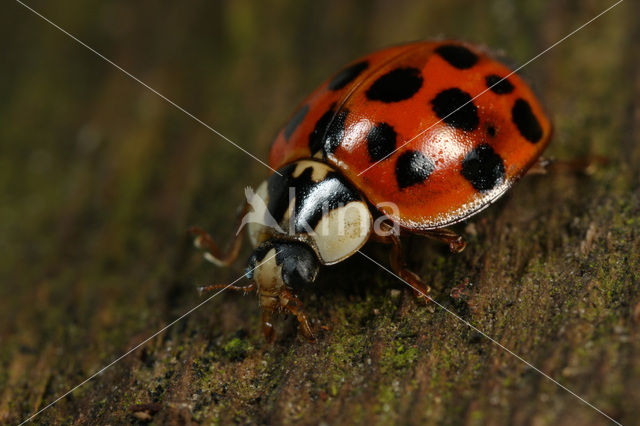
<box><xmin>369</xmin><ymin>220</ymin><xmax>432</xmax><ymax>302</ymax></box>
<box><xmin>386</xmin><ymin>234</ymin><xmax>432</xmax><ymax>302</ymax></box>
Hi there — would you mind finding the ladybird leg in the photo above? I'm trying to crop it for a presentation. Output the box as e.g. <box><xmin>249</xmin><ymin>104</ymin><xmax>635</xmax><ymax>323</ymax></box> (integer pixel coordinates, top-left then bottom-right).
<box><xmin>189</xmin><ymin>202</ymin><xmax>249</xmax><ymax>267</ymax></box>
<box><xmin>368</xmin><ymin>219</ymin><xmax>400</xmax><ymax>244</ymax></box>
<box><xmin>198</xmin><ymin>283</ymin><xmax>255</xmax><ymax>295</ymax></box>
<box><xmin>526</xmin><ymin>156</ymin><xmax>551</xmax><ymax>175</ymax></box>
<box><xmin>280</xmin><ymin>289</ymin><xmax>316</xmax><ymax>342</ymax></box>
<box><xmin>388</xmin><ymin>235</ymin><xmax>432</xmax><ymax>303</ymax></box>
<box><xmin>420</xmin><ymin>228</ymin><xmax>467</xmax><ymax>253</ymax></box>
<box><xmin>261</xmin><ymin>309</ymin><xmax>276</xmax><ymax>343</ymax></box>
<box><xmin>526</xmin><ymin>155</ymin><xmax>608</xmax><ymax>176</ymax></box>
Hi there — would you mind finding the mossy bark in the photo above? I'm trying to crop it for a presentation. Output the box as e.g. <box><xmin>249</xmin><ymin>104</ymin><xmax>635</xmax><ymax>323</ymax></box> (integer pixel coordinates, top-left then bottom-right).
<box><xmin>1</xmin><ymin>1</ymin><xmax>638</xmax><ymax>425</ymax></box>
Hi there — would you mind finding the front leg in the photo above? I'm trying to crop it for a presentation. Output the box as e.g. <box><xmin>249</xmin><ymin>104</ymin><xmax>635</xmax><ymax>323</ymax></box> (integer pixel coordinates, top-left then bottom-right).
<box><xmin>198</xmin><ymin>283</ymin><xmax>255</xmax><ymax>295</ymax></box>
<box><xmin>258</xmin><ymin>290</ymin><xmax>316</xmax><ymax>342</ymax></box>
<box><xmin>261</xmin><ymin>310</ymin><xmax>276</xmax><ymax>344</ymax></box>
<box><xmin>189</xmin><ymin>202</ymin><xmax>249</xmax><ymax>267</ymax></box>
<box><xmin>280</xmin><ymin>289</ymin><xmax>316</xmax><ymax>342</ymax></box>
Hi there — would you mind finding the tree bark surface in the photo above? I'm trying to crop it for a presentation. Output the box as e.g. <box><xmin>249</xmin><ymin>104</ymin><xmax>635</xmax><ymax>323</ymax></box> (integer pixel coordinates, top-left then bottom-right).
<box><xmin>1</xmin><ymin>1</ymin><xmax>638</xmax><ymax>425</ymax></box>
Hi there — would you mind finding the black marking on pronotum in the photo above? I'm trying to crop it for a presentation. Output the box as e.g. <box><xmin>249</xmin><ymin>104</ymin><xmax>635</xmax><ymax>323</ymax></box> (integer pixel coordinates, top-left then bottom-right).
<box><xmin>461</xmin><ymin>144</ymin><xmax>505</xmax><ymax>191</ymax></box>
<box><xmin>485</xmin><ymin>74</ymin><xmax>515</xmax><ymax>95</ymax></box>
<box><xmin>512</xmin><ymin>98</ymin><xmax>543</xmax><ymax>143</ymax></box>
<box><xmin>431</xmin><ymin>88</ymin><xmax>479</xmax><ymax>132</ymax></box>
<box><xmin>435</xmin><ymin>44</ymin><xmax>478</xmax><ymax>69</ymax></box>
<box><xmin>266</xmin><ymin>163</ymin><xmax>362</xmax><ymax>232</ymax></box>
<box><xmin>284</xmin><ymin>104</ymin><xmax>309</xmax><ymax>140</ymax></box>
<box><xmin>328</xmin><ymin>61</ymin><xmax>369</xmax><ymax>91</ymax></box>
<box><xmin>366</xmin><ymin>67</ymin><xmax>423</xmax><ymax>103</ymax></box>
<box><xmin>308</xmin><ymin>104</ymin><xmax>349</xmax><ymax>157</ymax></box>
<box><xmin>395</xmin><ymin>150</ymin><xmax>435</xmax><ymax>189</ymax></box>
<box><xmin>367</xmin><ymin>122</ymin><xmax>397</xmax><ymax>162</ymax></box>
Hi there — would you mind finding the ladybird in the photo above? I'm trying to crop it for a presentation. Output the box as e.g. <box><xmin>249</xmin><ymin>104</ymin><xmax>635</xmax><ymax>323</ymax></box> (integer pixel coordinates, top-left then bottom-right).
<box><xmin>191</xmin><ymin>41</ymin><xmax>551</xmax><ymax>342</ymax></box>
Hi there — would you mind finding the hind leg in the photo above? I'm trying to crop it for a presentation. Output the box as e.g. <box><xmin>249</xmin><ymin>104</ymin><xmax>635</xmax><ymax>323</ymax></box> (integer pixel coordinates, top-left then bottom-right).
<box><xmin>526</xmin><ymin>155</ymin><xmax>608</xmax><ymax>176</ymax></box>
<box><xmin>419</xmin><ymin>227</ymin><xmax>467</xmax><ymax>253</ymax></box>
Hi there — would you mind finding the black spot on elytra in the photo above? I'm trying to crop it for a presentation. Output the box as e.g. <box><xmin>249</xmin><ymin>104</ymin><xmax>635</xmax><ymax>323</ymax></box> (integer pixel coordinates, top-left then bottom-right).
<box><xmin>284</xmin><ymin>104</ymin><xmax>309</xmax><ymax>140</ymax></box>
<box><xmin>367</xmin><ymin>122</ymin><xmax>397</xmax><ymax>162</ymax></box>
<box><xmin>512</xmin><ymin>98</ymin><xmax>543</xmax><ymax>143</ymax></box>
<box><xmin>328</xmin><ymin>61</ymin><xmax>368</xmax><ymax>91</ymax></box>
<box><xmin>435</xmin><ymin>44</ymin><xmax>478</xmax><ymax>69</ymax></box>
<box><xmin>309</xmin><ymin>108</ymin><xmax>333</xmax><ymax>153</ymax></box>
<box><xmin>366</xmin><ymin>67</ymin><xmax>423</xmax><ymax>103</ymax></box>
<box><xmin>461</xmin><ymin>144</ymin><xmax>505</xmax><ymax>191</ymax></box>
<box><xmin>487</xmin><ymin>125</ymin><xmax>496</xmax><ymax>137</ymax></box>
<box><xmin>325</xmin><ymin>110</ymin><xmax>348</xmax><ymax>154</ymax></box>
<box><xmin>266</xmin><ymin>163</ymin><xmax>361</xmax><ymax>232</ymax></box>
<box><xmin>308</xmin><ymin>104</ymin><xmax>349</xmax><ymax>156</ymax></box>
<box><xmin>485</xmin><ymin>74</ymin><xmax>515</xmax><ymax>94</ymax></box>
<box><xmin>431</xmin><ymin>88</ymin><xmax>479</xmax><ymax>131</ymax></box>
<box><xmin>395</xmin><ymin>150</ymin><xmax>435</xmax><ymax>189</ymax></box>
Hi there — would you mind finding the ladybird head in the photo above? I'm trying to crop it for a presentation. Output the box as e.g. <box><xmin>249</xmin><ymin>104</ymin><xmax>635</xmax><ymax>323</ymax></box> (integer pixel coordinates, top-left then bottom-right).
<box><xmin>245</xmin><ymin>240</ymin><xmax>319</xmax><ymax>292</ymax></box>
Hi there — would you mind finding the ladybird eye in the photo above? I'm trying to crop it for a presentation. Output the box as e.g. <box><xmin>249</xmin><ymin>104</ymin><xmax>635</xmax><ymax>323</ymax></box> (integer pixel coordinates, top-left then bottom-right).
<box><xmin>244</xmin><ymin>266</ymin><xmax>254</xmax><ymax>280</ymax></box>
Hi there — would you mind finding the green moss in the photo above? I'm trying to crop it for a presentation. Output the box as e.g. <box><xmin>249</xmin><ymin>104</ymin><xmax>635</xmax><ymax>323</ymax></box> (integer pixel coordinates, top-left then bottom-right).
<box><xmin>222</xmin><ymin>337</ymin><xmax>253</xmax><ymax>361</ymax></box>
<box><xmin>383</xmin><ymin>342</ymin><xmax>419</xmax><ymax>372</ymax></box>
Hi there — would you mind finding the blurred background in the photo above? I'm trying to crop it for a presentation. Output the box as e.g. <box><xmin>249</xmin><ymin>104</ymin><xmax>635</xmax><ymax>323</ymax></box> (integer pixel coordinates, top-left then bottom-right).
<box><xmin>1</xmin><ymin>0</ymin><xmax>637</xmax><ymax>424</ymax></box>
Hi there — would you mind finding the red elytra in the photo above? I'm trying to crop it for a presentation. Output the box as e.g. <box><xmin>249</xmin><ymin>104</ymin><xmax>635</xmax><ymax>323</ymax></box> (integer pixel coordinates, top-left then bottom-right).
<box><xmin>269</xmin><ymin>41</ymin><xmax>552</xmax><ymax>230</ymax></box>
